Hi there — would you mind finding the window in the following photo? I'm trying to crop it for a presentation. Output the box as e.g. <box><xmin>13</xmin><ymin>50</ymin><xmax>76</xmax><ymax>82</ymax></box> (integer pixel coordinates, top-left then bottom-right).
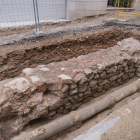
<box><xmin>107</xmin><ymin>0</ymin><xmax>116</xmax><ymax>7</ymax></box>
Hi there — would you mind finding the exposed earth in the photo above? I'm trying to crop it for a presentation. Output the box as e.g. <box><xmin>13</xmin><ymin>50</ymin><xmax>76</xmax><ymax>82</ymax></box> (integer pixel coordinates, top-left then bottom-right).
<box><xmin>1</xmin><ymin>12</ymin><xmax>140</xmax><ymax>140</ymax></box>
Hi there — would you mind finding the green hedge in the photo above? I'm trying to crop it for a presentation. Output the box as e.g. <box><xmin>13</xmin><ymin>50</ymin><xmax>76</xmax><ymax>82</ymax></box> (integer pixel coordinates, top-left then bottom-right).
<box><xmin>114</xmin><ymin>0</ymin><xmax>133</xmax><ymax>7</ymax></box>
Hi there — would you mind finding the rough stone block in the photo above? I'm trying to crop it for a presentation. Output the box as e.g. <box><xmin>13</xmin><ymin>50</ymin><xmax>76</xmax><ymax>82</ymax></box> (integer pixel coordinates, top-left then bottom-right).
<box><xmin>92</xmin><ymin>85</ymin><xmax>99</xmax><ymax>91</ymax></box>
<box><xmin>73</xmin><ymin>73</ymin><xmax>87</xmax><ymax>85</ymax></box>
<box><xmin>83</xmin><ymin>97</ymin><xmax>92</xmax><ymax>103</ymax></box>
<box><xmin>99</xmin><ymin>79</ymin><xmax>108</xmax><ymax>86</ymax></box>
<box><xmin>107</xmin><ymin>66</ymin><xmax>117</xmax><ymax>74</ymax></box>
<box><xmin>62</xmin><ymin>85</ymin><xmax>69</xmax><ymax>93</ymax></box>
<box><xmin>78</xmin><ymin>93</ymin><xmax>83</xmax><ymax>98</ymax></box>
<box><xmin>70</xmin><ymin>83</ymin><xmax>77</xmax><ymax>89</ymax></box>
<box><xmin>78</xmin><ymin>85</ymin><xmax>88</xmax><ymax>92</ymax></box>
<box><xmin>83</xmin><ymin>88</ymin><xmax>91</xmax><ymax>98</ymax></box>
<box><xmin>100</xmin><ymin>71</ymin><xmax>106</xmax><ymax>77</ymax></box>
<box><xmin>65</xmin><ymin>103</ymin><xmax>72</xmax><ymax>110</ymax></box>
<box><xmin>103</xmin><ymin>18</ymin><xmax>117</xmax><ymax>23</ymax></box>
<box><xmin>3</xmin><ymin>78</ymin><xmax>31</xmax><ymax>94</ymax></box>
<box><xmin>69</xmin><ymin>88</ymin><xmax>78</xmax><ymax>95</ymax></box>
<box><xmin>104</xmin><ymin>84</ymin><xmax>111</xmax><ymax>90</ymax></box>
<box><xmin>63</xmin><ymin>109</ymin><xmax>69</xmax><ymax>114</ymax></box>
<box><xmin>70</xmin><ymin>102</ymin><xmax>82</xmax><ymax>111</ymax></box>
<box><xmin>109</xmin><ymin>75</ymin><xmax>117</xmax><ymax>81</ymax></box>
<box><xmin>22</xmin><ymin>68</ymin><xmax>35</xmax><ymax>76</ymax></box>
<box><xmin>118</xmin><ymin>72</ymin><xmax>124</xmax><ymax>78</ymax></box>
<box><xmin>98</xmin><ymin>86</ymin><xmax>103</xmax><ymax>92</ymax></box>
<box><xmin>122</xmin><ymin>74</ymin><xmax>129</xmax><ymax>81</ymax></box>
<box><xmin>58</xmin><ymin>74</ymin><xmax>72</xmax><ymax>84</ymax></box>
<box><xmin>73</xmin><ymin>95</ymin><xmax>79</xmax><ymax>100</ymax></box>
<box><xmin>48</xmin><ymin>110</ymin><xmax>56</xmax><ymax>117</ymax></box>
<box><xmin>57</xmin><ymin>106</ymin><xmax>64</xmax><ymax>113</ymax></box>
<box><xmin>84</xmin><ymin>68</ymin><xmax>93</xmax><ymax>77</ymax></box>
<box><xmin>33</xmin><ymin>29</ymin><xmax>44</xmax><ymax>36</ymax></box>
<box><xmin>89</xmin><ymin>80</ymin><xmax>97</xmax><ymax>87</ymax></box>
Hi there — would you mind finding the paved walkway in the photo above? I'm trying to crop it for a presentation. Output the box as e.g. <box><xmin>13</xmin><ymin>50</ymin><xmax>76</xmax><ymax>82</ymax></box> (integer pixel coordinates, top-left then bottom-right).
<box><xmin>75</xmin><ymin>95</ymin><xmax>140</xmax><ymax>140</ymax></box>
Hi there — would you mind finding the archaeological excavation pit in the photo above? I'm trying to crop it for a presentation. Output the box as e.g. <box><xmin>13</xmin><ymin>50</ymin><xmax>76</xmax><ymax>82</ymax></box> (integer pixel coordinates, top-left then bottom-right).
<box><xmin>1</xmin><ymin>27</ymin><xmax>140</xmax><ymax>140</ymax></box>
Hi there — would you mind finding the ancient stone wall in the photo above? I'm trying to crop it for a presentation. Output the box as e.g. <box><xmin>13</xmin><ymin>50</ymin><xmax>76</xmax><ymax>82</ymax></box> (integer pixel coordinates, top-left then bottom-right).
<box><xmin>0</xmin><ymin>38</ymin><xmax>140</xmax><ymax>138</ymax></box>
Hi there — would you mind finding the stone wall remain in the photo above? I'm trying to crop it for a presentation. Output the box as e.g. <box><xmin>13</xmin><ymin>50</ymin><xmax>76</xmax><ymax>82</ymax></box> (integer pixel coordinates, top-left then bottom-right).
<box><xmin>0</xmin><ymin>38</ymin><xmax>140</xmax><ymax>137</ymax></box>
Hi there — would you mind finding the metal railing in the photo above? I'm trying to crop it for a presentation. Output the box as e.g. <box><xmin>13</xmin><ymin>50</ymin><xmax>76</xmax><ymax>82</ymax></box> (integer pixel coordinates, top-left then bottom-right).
<box><xmin>0</xmin><ymin>0</ymin><xmax>140</xmax><ymax>30</ymax></box>
<box><xmin>33</xmin><ymin>0</ymin><xmax>40</xmax><ymax>32</ymax></box>
<box><xmin>116</xmin><ymin>0</ymin><xmax>140</xmax><ymax>18</ymax></box>
<box><xmin>0</xmin><ymin>0</ymin><xmax>67</xmax><ymax>29</ymax></box>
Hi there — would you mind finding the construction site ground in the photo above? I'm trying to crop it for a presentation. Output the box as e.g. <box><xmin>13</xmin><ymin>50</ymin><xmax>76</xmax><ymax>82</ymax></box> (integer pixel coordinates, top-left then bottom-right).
<box><xmin>1</xmin><ymin>12</ymin><xmax>140</xmax><ymax>140</ymax></box>
<box><xmin>0</xmin><ymin>12</ymin><xmax>140</xmax><ymax>46</ymax></box>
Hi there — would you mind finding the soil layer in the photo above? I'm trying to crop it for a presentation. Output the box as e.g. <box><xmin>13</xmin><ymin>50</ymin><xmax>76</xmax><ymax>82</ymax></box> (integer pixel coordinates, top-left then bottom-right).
<box><xmin>0</xmin><ymin>28</ymin><xmax>138</xmax><ymax>81</ymax></box>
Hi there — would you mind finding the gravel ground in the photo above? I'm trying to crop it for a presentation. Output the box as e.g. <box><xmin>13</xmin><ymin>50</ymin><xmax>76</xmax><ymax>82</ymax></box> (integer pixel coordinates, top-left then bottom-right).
<box><xmin>1</xmin><ymin>13</ymin><xmax>140</xmax><ymax>46</ymax></box>
<box><xmin>0</xmin><ymin>22</ymin><xmax>139</xmax><ymax>46</ymax></box>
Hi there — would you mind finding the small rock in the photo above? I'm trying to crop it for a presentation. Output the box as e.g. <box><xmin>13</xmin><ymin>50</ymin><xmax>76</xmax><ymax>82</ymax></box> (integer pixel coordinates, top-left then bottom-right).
<box><xmin>61</xmin><ymin>68</ymin><xmax>65</xmax><ymax>71</ymax></box>
<box><xmin>30</xmin><ymin>76</ymin><xmax>41</xmax><ymax>84</ymax></box>
<box><xmin>63</xmin><ymin>109</ymin><xmax>69</xmax><ymax>114</ymax></box>
<box><xmin>48</xmin><ymin>110</ymin><xmax>56</xmax><ymax>117</ymax></box>
<box><xmin>84</xmin><ymin>69</ymin><xmax>93</xmax><ymax>77</ymax></box>
<box><xmin>109</xmin><ymin>76</ymin><xmax>117</xmax><ymax>81</ymax></box>
<box><xmin>22</xmin><ymin>68</ymin><xmax>35</xmax><ymax>76</ymax></box>
<box><xmin>70</xmin><ymin>83</ymin><xmax>77</xmax><ymax>89</ymax></box>
<box><xmin>78</xmin><ymin>85</ymin><xmax>88</xmax><ymax>92</ymax></box>
<box><xmin>89</xmin><ymin>80</ymin><xmax>97</xmax><ymax>88</ymax></box>
<box><xmin>58</xmin><ymin>74</ymin><xmax>72</xmax><ymax>84</ymax></box>
<box><xmin>73</xmin><ymin>95</ymin><xmax>79</xmax><ymax>100</ymax></box>
<box><xmin>31</xmin><ymin>129</ymin><xmax>45</xmax><ymax>137</ymax></box>
<box><xmin>69</xmin><ymin>88</ymin><xmax>78</xmax><ymax>95</ymax></box>
<box><xmin>38</xmin><ymin>65</ymin><xmax>49</xmax><ymax>72</ymax></box>
<box><xmin>73</xmin><ymin>73</ymin><xmax>87</xmax><ymax>85</ymax></box>
<box><xmin>78</xmin><ymin>93</ymin><xmax>83</xmax><ymax>98</ymax></box>
<box><xmin>3</xmin><ymin>78</ymin><xmax>30</xmax><ymax>93</ymax></box>
<box><xmin>65</xmin><ymin>103</ymin><xmax>72</xmax><ymax>110</ymax></box>
<box><xmin>99</xmin><ymin>79</ymin><xmax>108</xmax><ymax>86</ymax></box>
<box><xmin>57</xmin><ymin>106</ymin><xmax>64</xmax><ymax>113</ymax></box>
<box><xmin>62</xmin><ymin>85</ymin><xmax>69</xmax><ymax>93</ymax></box>
<box><xmin>107</xmin><ymin>66</ymin><xmax>117</xmax><ymax>73</ymax></box>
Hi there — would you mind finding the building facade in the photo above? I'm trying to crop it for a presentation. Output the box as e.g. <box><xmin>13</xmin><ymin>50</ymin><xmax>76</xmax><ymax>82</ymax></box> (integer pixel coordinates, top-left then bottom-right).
<box><xmin>0</xmin><ymin>0</ymin><xmax>138</xmax><ymax>24</ymax></box>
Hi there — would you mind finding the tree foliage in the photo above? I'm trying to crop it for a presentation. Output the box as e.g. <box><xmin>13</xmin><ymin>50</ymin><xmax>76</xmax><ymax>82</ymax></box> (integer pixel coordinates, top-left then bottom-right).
<box><xmin>114</xmin><ymin>0</ymin><xmax>133</xmax><ymax>7</ymax></box>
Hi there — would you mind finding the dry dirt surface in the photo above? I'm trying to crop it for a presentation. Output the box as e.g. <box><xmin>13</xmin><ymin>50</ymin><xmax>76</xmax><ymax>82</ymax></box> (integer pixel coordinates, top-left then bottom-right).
<box><xmin>0</xmin><ymin>12</ymin><xmax>139</xmax><ymax>38</ymax></box>
<box><xmin>0</xmin><ymin>12</ymin><xmax>140</xmax><ymax>46</ymax></box>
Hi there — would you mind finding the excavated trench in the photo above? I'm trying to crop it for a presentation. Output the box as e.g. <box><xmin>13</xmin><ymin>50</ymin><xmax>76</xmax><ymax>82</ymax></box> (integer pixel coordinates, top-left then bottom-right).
<box><xmin>0</xmin><ymin>28</ymin><xmax>139</xmax><ymax>81</ymax></box>
<box><xmin>0</xmin><ymin>27</ymin><xmax>140</xmax><ymax>140</ymax></box>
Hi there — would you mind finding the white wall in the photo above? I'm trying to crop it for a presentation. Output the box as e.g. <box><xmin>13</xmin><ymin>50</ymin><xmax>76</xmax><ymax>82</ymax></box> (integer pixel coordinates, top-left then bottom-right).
<box><xmin>67</xmin><ymin>0</ymin><xmax>108</xmax><ymax>19</ymax></box>
<box><xmin>0</xmin><ymin>0</ymin><xmax>109</xmax><ymax>25</ymax></box>
<box><xmin>0</xmin><ymin>0</ymin><xmax>34</xmax><ymax>22</ymax></box>
<box><xmin>134</xmin><ymin>0</ymin><xmax>140</xmax><ymax>11</ymax></box>
<box><xmin>0</xmin><ymin>0</ymin><xmax>66</xmax><ymax>23</ymax></box>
